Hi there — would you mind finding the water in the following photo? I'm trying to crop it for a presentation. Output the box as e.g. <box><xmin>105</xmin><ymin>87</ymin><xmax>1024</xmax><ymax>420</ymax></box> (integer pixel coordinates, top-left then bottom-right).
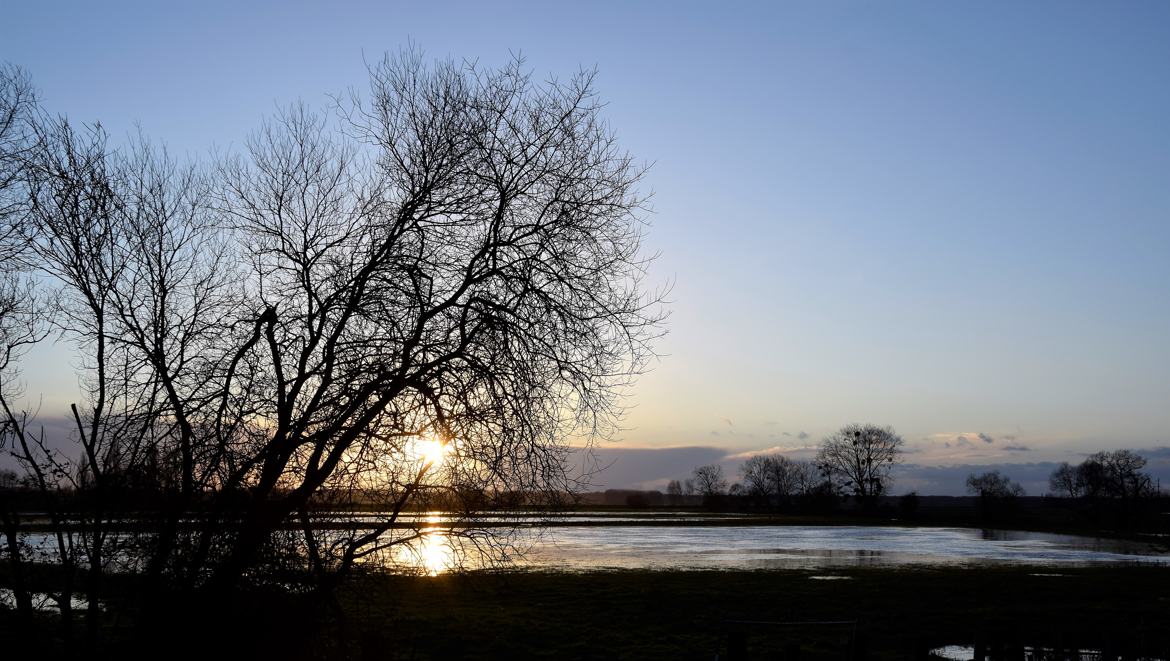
<box><xmin>518</xmin><ymin>524</ymin><xmax>1170</xmax><ymax>571</ymax></box>
<box><xmin>0</xmin><ymin>587</ymin><xmax>92</xmax><ymax>613</ymax></box>
<box><xmin>382</xmin><ymin>517</ymin><xmax>1170</xmax><ymax>573</ymax></box>
<box><xmin>928</xmin><ymin>644</ymin><xmax>1161</xmax><ymax>660</ymax></box>
<box><xmin>12</xmin><ymin>513</ymin><xmax>1169</xmax><ymax>575</ymax></box>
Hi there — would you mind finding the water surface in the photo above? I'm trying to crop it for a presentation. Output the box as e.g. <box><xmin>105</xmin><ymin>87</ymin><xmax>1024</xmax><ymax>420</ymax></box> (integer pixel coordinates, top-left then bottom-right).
<box><xmin>382</xmin><ymin>519</ymin><xmax>1170</xmax><ymax>574</ymax></box>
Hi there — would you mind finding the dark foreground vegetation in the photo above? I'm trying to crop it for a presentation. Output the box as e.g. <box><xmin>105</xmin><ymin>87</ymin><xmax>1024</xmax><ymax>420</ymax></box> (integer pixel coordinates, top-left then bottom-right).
<box><xmin>3</xmin><ymin>564</ymin><xmax>1170</xmax><ymax>660</ymax></box>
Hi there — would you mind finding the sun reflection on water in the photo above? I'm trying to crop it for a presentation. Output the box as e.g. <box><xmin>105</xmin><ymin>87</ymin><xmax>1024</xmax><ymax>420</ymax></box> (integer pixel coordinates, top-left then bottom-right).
<box><xmin>412</xmin><ymin>531</ymin><xmax>453</xmax><ymax>576</ymax></box>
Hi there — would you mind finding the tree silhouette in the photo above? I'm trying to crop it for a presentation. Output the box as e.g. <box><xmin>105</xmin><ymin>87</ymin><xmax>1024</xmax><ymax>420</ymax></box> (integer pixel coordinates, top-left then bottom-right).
<box><xmin>739</xmin><ymin>454</ymin><xmax>818</xmax><ymax>504</ymax></box>
<box><xmin>690</xmin><ymin>464</ymin><xmax>728</xmax><ymax>497</ymax></box>
<box><xmin>0</xmin><ymin>50</ymin><xmax>665</xmax><ymax>598</ymax></box>
<box><xmin>966</xmin><ymin>470</ymin><xmax>1025</xmax><ymax>499</ymax></box>
<box><xmin>1049</xmin><ymin>450</ymin><xmax>1154</xmax><ymax>502</ymax></box>
<box><xmin>815</xmin><ymin>424</ymin><xmax>902</xmax><ymax>501</ymax></box>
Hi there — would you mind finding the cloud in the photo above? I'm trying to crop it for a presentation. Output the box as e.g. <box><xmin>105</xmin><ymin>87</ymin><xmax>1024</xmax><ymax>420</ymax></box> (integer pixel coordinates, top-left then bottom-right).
<box><xmin>1138</xmin><ymin>446</ymin><xmax>1170</xmax><ymax>460</ymax></box>
<box><xmin>0</xmin><ymin>415</ymin><xmax>77</xmax><ymax>471</ymax></box>
<box><xmin>569</xmin><ymin>445</ymin><xmax>730</xmax><ymax>490</ymax></box>
<box><xmin>722</xmin><ymin>445</ymin><xmax>818</xmax><ymax>462</ymax></box>
<box><xmin>921</xmin><ymin>431</ymin><xmax>1035</xmax><ymax>460</ymax></box>
<box><xmin>894</xmin><ymin>458</ymin><xmax>1170</xmax><ymax>496</ymax></box>
<box><xmin>797</xmin><ymin>431</ymin><xmax>810</xmax><ymax>440</ymax></box>
<box><xmin>892</xmin><ymin>462</ymin><xmax>1060</xmax><ymax>496</ymax></box>
<box><xmin>721</xmin><ymin>417</ymin><xmax>734</xmax><ymax>427</ymax></box>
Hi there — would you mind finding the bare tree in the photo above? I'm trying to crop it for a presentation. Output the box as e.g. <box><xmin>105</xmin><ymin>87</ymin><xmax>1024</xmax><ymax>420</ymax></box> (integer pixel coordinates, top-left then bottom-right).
<box><xmin>966</xmin><ymin>470</ymin><xmax>1025</xmax><ymax>519</ymax></box>
<box><xmin>1048</xmin><ymin>461</ymin><xmax>1082</xmax><ymax>498</ymax></box>
<box><xmin>665</xmin><ymin>478</ymin><xmax>683</xmax><ymax>505</ymax></box>
<box><xmin>0</xmin><ymin>64</ymin><xmax>35</xmax><ymax>247</ymax></box>
<box><xmin>816</xmin><ymin>424</ymin><xmax>902</xmax><ymax>500</ymax></box>
<box><xmin>1092</xmin><ymin>450</ymin><xmax>1154</xmax><ymax>501</ymax></box>
<box><xmin>690</xmin><ymin>464</ymin><xmax>727</xmax><ymax>497</ymax></box>
<box><xmin>740</xmin><ymin>454</ymin><xmax>818</xmax><ymax>501</ymax></box>
<box><xmin>1048</xmin><ymin>451</ymin><xmax>1154</xmax><ymax>502</ymax></box>
<box><xmin>966</xmin><ymin>470</ymin><xmax>1025</xmax><ymax>499</ymax></box>
<box><xmin>4</xmin><ymin>49</ymin><xmax>665</xmax><ymax>598</ymax></box>
<box><xmin>0</xmin><ymin>62</ymin><xmax>54</xmax><ymax>631</ymax></box>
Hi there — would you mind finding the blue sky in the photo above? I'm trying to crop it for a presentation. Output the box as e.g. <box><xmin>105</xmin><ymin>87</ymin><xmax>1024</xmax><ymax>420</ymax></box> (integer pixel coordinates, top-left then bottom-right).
<box><xmin>4</xmin><ymin>1</ymin><xmax>1169</xmax><ymax>493</ymax></box>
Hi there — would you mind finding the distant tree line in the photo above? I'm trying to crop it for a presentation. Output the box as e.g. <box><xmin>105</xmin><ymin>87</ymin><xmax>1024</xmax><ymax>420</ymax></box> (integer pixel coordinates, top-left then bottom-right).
<box><xmin>663</xmin><ymin>423</ymin><xmax>904</xmax><ymax>510</ymax></box>
<box><xmin>1048</xmin><ymin>450</ymin><xmax>1157</xmax><ymax>502</ymax></box>
<box><xmin>662</xmin><ymin>423</ymin><xmax>1165</xmax><ymax>522</ymax></box>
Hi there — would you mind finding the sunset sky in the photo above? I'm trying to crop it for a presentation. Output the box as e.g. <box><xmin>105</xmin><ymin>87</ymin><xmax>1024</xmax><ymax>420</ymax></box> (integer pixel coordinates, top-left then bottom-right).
<box><xmin>4</xmin><ymin>1</ymin><xmax>1169</xmax><ymax>494</ymax></box>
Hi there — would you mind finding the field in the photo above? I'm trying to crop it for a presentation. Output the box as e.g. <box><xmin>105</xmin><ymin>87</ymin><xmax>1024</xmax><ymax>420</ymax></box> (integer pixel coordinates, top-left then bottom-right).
<box><xmin>12</xmin><ymin>563</ymin><xmax>1149</xmax><ymax>660</ymax></box>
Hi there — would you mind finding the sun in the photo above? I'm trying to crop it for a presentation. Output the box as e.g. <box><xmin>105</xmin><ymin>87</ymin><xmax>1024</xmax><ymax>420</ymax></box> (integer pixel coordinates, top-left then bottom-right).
<box><xmin>412</xmin><ymin>437</ymin><xmax>449</xmax><ymax>467</ymax></box>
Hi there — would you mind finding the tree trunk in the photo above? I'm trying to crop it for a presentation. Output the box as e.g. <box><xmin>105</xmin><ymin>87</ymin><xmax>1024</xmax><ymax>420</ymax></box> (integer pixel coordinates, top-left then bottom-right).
<box><xmin>0</xmin><ymin>503</ymin><xmax>34</xmax><ymax>625</ymax></box>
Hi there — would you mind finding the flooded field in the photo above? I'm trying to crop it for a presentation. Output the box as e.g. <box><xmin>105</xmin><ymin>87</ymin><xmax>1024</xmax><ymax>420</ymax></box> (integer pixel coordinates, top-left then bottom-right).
<box><xmin>15</xmin><ymin>512</ymin><xmax>1170</xmax><ymax>575</ymax></box>
<box><xmin>384</xmin><ymin>513</ymin><xmax>1170</xmax><ymax>574</ymax></box>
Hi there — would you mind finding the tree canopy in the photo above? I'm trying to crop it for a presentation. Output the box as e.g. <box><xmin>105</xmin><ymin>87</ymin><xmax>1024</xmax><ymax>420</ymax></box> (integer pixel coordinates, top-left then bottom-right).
<box><xmin>0</xmin><ymin>52</ymin><xmax>665</xmax><ymax>594</ymax></box>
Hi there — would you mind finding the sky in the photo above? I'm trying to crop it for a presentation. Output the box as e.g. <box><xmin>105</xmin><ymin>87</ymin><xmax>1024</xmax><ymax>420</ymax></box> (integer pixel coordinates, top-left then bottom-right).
<box><xmin>3</xmin><ymin>1</ymin><xmax>1169</xmax><ymax>494</ymax></box>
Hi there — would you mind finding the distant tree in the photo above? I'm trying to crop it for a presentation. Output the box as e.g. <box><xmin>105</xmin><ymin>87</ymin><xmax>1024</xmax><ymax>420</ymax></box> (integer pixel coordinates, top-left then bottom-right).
<box><xmin>1089</xmin><ymin>450</ymin><xmax>1153</xmax><ymax>501</ymax></box>
<box><xmin>690</xmin><ymin>464</ymin><xmax>728</xmax><ymax>497</ymax></box>
<box><xmin>967</xmin><ymin>470</ymin><xmax>1025</xmax><ymax>519</ymax></box>
<box><xmin>791</xmin><ymin>460</ymin><xmax>820</xmax><ymax>495</ymax></box>
<box><xmin>666</xmin><ymin>479</ymin><xmax>683</xmax><ymax>499</ymax></box>
<box><xmin>1048</xmin><ymin>450</ymin><xmax>1154</xmax><ymax>501</ymax></box>
<box><xmin>966</xmin><ymin>471</ymin><xmax>1025</xmax><ymax>499</ymax></box>
<box><xmin>1048</xmin><ymin>462</ymin><xmax>1083</xmax><ymax>498</ymax></box>
<box><xmin>1077</xmin><ymin>458</ymin><xmax>1109</xmax><ymax>499</ymax></box>
<box><xmin>740</xmin><ymin>454</ymin><xmax>819</xmax><ymax>502</ymax></box>
<box><xmin>0</xmin><ymin>468</ymin><xmax>18</xmax><ymax>489</ymax></box>
<box><xmin>898</xmin><ymin>491</ymin><xmax>920</xmax><ymax>517</ymax></box>
<box><xmin>816</xmin><ymin>424</ymin><xmax>903</xmax><ymax>500</ymax></box>
<box><xmin>727</xmin><ymin>482</ymin><xmax>743</xmax><ymax>497</ymax></box>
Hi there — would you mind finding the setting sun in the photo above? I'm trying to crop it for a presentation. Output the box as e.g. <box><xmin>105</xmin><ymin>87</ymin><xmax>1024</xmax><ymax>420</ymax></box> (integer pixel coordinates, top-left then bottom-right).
<box><xmin>412</xmin><ymin>438</ymin><xmax>449</xmax><ymax>467</ymax></box>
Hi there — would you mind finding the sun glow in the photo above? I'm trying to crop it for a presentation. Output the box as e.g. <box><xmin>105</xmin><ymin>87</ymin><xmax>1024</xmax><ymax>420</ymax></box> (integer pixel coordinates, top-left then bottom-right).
<box><xmin>411</xmin><ymin>437</ymin><xmax>450</xmax><ymax>467</ymax></box>
<box><xmin>417</xmin><ymin>532</ymin><xmax>453</xmax><ymax>576</ymax></box>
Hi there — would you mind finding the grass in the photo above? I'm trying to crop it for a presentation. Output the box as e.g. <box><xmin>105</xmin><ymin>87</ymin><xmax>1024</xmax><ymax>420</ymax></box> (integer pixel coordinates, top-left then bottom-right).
<box><xmin>4</xmin><ymin>531</ymin><xmax>1170</xmax><ymax>659</ymax></box>
<box><xmin>307</xmin><ymin>564</ymin><xmax>1170</xmax><ymax>659</ymax></box>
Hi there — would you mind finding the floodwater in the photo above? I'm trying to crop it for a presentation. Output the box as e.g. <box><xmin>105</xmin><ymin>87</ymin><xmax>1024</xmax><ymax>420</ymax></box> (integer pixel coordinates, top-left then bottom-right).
<box><xmin>14</xmin><ymin>513</ymin><xmax>1170</xmax><ymax>575</ymax></box>
<box><xmin>520</xmin><ymin>524</ymin><xmax>1170</xmax><ymax>571</ymax></box>
<box><xmin>928</xmin><ymin>644</ymin><xmax>1162</xmax><ymax>660</ymax></box>
<box><xmin>384</xmin><ymin>515</ymin><xmax>1170</xmax><ymax>574</ymax></box>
